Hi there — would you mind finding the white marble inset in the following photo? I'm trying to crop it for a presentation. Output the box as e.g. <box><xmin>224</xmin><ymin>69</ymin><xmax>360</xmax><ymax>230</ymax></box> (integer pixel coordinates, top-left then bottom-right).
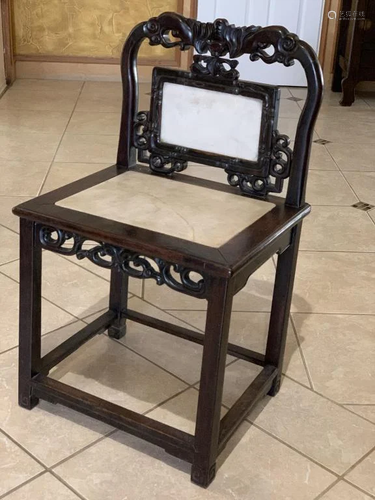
<box><xmin>160</xmin><ymin>82</ymin><xmax>263</xmax><ymax>162</ymax></box>
<box><xmin>57</xmin><ymin>171</ymin><xmax>275</xmax><ymax>248</ymax></box>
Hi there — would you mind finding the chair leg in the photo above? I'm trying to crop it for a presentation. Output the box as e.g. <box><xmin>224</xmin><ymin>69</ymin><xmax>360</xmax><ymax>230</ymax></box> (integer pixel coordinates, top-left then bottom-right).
<box><xmin>108</xmin><ymin>267</ymin><xmax>129</xmax><ymax>339</ymax></box>
<box><xmin>191</xmin><ymin>277</ymin><xmax>233</xmax><ymax>488</ymax></box>
<box><xmin>19</xmin><ymin>219</ymin><xmax>41</xmax><ymax>410</ymax></box>
<box><xmin>265</xmin><ymin>224</ymin><xmax>302</xmax><ymax>396</ymax></box>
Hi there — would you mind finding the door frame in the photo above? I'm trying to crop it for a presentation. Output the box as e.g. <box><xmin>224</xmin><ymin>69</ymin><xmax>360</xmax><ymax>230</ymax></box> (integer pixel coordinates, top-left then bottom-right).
<box><xmin>319</xmin><ymin>0</ymin><xmax>342</xmax><ymax>80</ymax></box>
<box><xmin>1</xmin><ymin>0</ymin><xmax>15</xmax><ymax>85</ymax></box>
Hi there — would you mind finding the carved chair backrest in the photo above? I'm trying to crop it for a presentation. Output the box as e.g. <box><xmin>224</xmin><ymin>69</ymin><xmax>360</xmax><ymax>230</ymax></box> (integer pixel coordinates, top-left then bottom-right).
<box><xmin>117</xmin><ymin>13</ymin><xmax>323</xmax><ymax>208</ymax></box>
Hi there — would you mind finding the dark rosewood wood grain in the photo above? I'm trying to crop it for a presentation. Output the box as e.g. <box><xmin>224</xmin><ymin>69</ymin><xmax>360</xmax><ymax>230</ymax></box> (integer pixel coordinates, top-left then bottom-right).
<box><xmin>13</xmin><ymin>12</ymin><xmax>322</xmax><ymax>489</ymax></box>
<box><xmin>18</xmin><ymin>219</ymin><xmax>41</xmax><ymax>410</ymax></box>
<box><xmin>265</xmin><ymin>224</ymin><xmax>302</xmax><ymax>396</ymax></box>
<box><xmin>192</xmin><ymin>277</ymin><xmax>233</xmax><ymax>487</ymax></box>
<box><xmin>108</xmin><ymin>268</ymin><xmax>129</xmax><ymax>339</ymax></box>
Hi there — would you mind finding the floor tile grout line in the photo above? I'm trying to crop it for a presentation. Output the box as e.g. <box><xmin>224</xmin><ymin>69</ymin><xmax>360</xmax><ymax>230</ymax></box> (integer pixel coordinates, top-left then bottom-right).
<box><xmin>164</xmin><ymin>307</ymin><xmax>375</xmax><ymax>316</ymax></box>
<box><xmin>0</xmin><ymin>427</ymin><xmax>48</xmax><ymax>470</ymax></box>
<box><xmin>111</xmin><ymin>337</ymin><xmax>192</xmax><ymax>387</ymax></box>
<box><xmin>282</xmin><ymin>374</ymin><xmax>375</xmax><ymax>426</ymax></box>
<box><xmin>249</xmin><ymin>418</ymin><xmax>375</xmax><ymax>490</ymax></box>
<box><xmin>323</xmin><ymin>144</ymin><xmax>362</xmax><ymax>202</ymax></box>
<box><xmin>37</xmin><ymin>82</ymin><xmax>86</xmax><ymax>196</ymax></box>
<box><xmin>344</xmin><ymin>403</ymin><xmax>375</xmax><ymax>407</ymax></box>
<box><xmin>131</xmin><ymin>294</ymin><xmax>208</xmax><ymax>335</ymax></box>
<box><xmin>289</xmin><ymin>315</ymin><xmax>315</xmax><ymax>390</ymax></box>
<box><xmin>340</xmin><ymin>443</ymin><xmax>375</xmax><ymax>479</ymax></box>
<box><xmin>0</xmin><ymin>222</ymin><xmax>19</xmax><ymax>236</ymax></box>
<box><xmin>0</xmin><ymin>471</ymin><xmax>47</xmax><ymax>500</ymax></box>
<box><xmin>244</xmin><ymin>420</ymin><xmax>342</xmax><ymax>478</ymax></box>
<box><xmin>366</xmin><ymin>210</ymin><xmax>375</xmax><ymax>228</ymax></box>
<box><xmin>142</xmin><ymin>384</ymin><xmax>196</xmax><ymax>417</ymax></box>
<box><xmin>0</xmin><ymin>317</ymin><xmax>83</xmax><ymax>357</ymax></box>
<box><xmin>58</xmin><ymin>253</ymin><xmax>112</xmax><ymax>284</ymax></box>
<box><xmin>312</xmin><ymin>478</ymin><xmax>342</xmax><ymax>500</ymax></box>
<box><xmin>337</xmin><ymin>406</ymin><xmax>375</xmax><ymax>427</ymax></box>
<box><xmin>0</xmin><ymin>257</ymin><xmax>19</xmax><ymax>268</ymax></box>
<box><xmin>297</xmin><ymin>248</ymin><xmax>375</xmax><ymax>254</ymax></box>
<box><xmin>341</xmin><ymin>169</ymin><xmax>373</xmax><ymax>205</ymax></box>
<box><xmin>300</xmin><ymin>250</ymin><xmax>375</xmax><ymax>254</ymax></box>
<box><xmin>49</xmin><ymin>429</ymin><xmax>118</xmax><ymax>472</ymax></box>
<box><xmin>80</xmin><ymin>308</ymin><xmax>108</xmax><ymax>324</ymax></box>
<box><xmin>342</xmin><ymin>478</ymin><xmax>375</xmax><ymax>500</ymax></box>
<box><xmin>48</xmin><ymin>470</ymin><xmax>88</xmax><ymax>500</ymax></box>
<box><xmin>0</xmin><ymin>267</ymin><xmax>94</xmax><ymax>325</ymax></box>
<box><xmin>291</xmin><ymin>311</ymin><xmax>375</xmax><ymax>317</ymax></box>
<box><xmin>307</xmin><ymin>204</ymin><xmax>374</xmax><ymax>207</ymax></box>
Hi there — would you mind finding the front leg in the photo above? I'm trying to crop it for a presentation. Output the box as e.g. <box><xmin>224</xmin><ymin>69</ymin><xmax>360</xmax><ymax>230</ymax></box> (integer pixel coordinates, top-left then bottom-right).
<box><xmin>191</xmin><ymin>277</ymin><xmax>233</xmax><ymax>487</ymax></box>
<box><xmin>19</xmin><ymin>219</ymin><xmax>42</xmax><ymax>410</ymax></box>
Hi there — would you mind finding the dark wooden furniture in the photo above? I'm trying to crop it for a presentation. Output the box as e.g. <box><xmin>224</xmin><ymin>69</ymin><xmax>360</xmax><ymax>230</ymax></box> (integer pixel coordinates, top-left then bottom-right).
<box><xmin>332</xmin><ymin>0</ymin><xmax>375</xmax><ymax>105</ymax></box>
<box><xmin>13</xmin><ymin>13</ymin><xmax>322</xmax><ymax>488</ymax></box>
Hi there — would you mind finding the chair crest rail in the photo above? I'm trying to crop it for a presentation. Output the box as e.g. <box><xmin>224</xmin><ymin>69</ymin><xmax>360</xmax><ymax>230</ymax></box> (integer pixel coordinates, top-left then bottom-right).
<box><xmin>143</xmin><ymin>15</ymin><xmax>300</xmax><ymax>66</ymax></box>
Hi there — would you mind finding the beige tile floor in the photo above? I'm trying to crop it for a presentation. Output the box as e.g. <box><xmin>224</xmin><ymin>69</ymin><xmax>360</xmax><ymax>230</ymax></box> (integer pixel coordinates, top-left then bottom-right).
<box><xmin>0</xmin><ymin>79</ymin><xmax>374</xmax><ymax>500</ymax></box>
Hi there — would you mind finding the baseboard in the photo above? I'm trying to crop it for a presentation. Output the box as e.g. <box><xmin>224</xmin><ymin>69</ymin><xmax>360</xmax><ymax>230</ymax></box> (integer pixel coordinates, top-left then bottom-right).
<box><xmin>16</xmin><ymin>61</ymin><xmax>153</xmax><ymax>83</ymax></box>
<box><xmin>0</xmin><ymin>83</ymin><xmax>8</xmax><ymax>97</ymax></box>
<box><xmin>357</xmin><ymin>82</ymin><xmax>375</xmax><ymax>92</ymax></box>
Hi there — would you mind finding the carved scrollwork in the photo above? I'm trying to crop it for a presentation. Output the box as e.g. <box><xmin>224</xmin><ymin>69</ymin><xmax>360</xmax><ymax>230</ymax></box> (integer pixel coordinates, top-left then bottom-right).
<box><xmin>270</xmin><ymin>132</ymin><xmax>293</xmax><ymax>179</ymax></box>
<box><xmin>144</xmin><ymin>16</ymin><xmax>261</xmax><ymax>58</ymax></box>
<box><xmin>191</xmin><ymin>55</ymin><xmax>239</xmax><ymax>81</ymax></box>
<box><xmin>149</xmin><ymin>154</ymin><xmax>187</xmax><ymax>175</ymax></box>
<box><xmin>144</xmin><ymin>18</ymin><xmax>192</xmax><ymax>50</ymax></box>
<box><xmin>249</xmin><ymin>31</ymin><xmax>299</xmax><ymax>67</ymax></box>
<box><xmin>226</xmin><ymin>172</ymin><xmax>276</xmax><ymax>197</ymax></box>
<box><xmin>38</xmin><ymin>226</ymin><xmax>206</xmax><ymax>298</ymax></box>
<box><xmin>133</xmin><ymin>111</ymin><xmax>150</xmax><ymax>150</ymax></box>
<box><xmin>142</xmin><ymin>13</ymin><xmax>301</xmax><ymax>68</ymax></box>
<box><xmin>188</xmin><ymin>18</ymin><xmax>261</xmax><ymax>58</ymax></box>
<box><xmin>225</xmin><ymin>131</ymin><xmax>292</xmax><ymax>197</ymax></box>
<box><xmin>39</xmin><ymin>226</ymin><xmax>82</xmax><ymax>255</ymax></box>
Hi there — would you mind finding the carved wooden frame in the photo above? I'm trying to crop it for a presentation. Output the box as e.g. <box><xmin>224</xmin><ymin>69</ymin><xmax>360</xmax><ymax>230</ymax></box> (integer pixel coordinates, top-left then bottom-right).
<box><xmin>140</xmin><ymin>67</ymin><xmax>288</xmax><ymax>198</ymax></box>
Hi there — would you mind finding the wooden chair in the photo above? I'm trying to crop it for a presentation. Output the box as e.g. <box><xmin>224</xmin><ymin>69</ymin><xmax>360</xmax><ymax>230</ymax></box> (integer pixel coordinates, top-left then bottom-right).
<box><xmin>13</xmin><ymin>13</ymin><xmax>323</xmax><ymax>488</ymax></box>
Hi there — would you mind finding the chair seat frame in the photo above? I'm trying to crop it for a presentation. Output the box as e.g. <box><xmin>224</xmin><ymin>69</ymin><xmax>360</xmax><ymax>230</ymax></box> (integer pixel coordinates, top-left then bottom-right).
<box><xmin>13</xmin><ymin>13</ymin><xmax>322</xmax><ymax>488</ymax></box>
